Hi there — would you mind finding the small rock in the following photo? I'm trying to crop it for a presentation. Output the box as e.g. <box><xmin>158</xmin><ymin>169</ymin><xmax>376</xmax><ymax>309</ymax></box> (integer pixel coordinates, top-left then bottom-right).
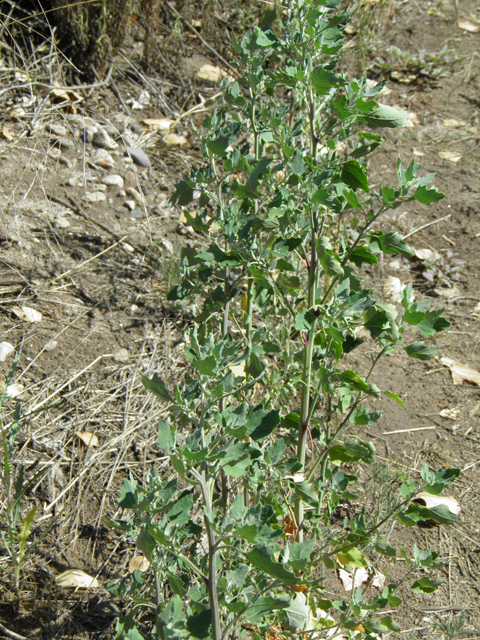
<box><xmin>54</xmin><ymin>216</ymin><xmax>70</xmax><ymax>228</ymax></box>
<box><xmin>126</xmin><ymin>147</ymin><xmax>150</xmax><ymax>168</ymax></box>
<box><xmin>113</xmin><ymin>348</ymin><xmax>129</xmax><ymax>362</ymax></box>
<box><xmin>139</xmin><ymin>185</ymin><xmax>149</xmax><ymax>196</ymax></box>
<box><xmin>130</xmin><ymin>208</ymin><xmax>144</xmax><ymax>219</ymax></box>
<box><xmin>44</xmin><ymin>340</ymin><xmax>58</xmax><ymax>352</ymax></box>
<box><xmin>0</xmin><ymin>341</ymin><xmax>14</xmax><ymax>362</ymax></box>
<box><xmin>85</xmin><ymin>192</ymin><xmax>107</xmax><ymax>203</ymax></box>
<box><xmin>93</xmin><ymin>129</ymin><xmax>117</xmax><ymax>149</ymax></box>
<box><xmin>125</xmin><ymin>187</ymin><xmax>145</xmax><ymax>204</ymax></box>
<box><xmin>115</xmin><ymin>206</ymin><xmax>127</xmax><ymax>214</ymax></box>
<box><xmin>156</xmin><ymin>191</ymin><xmax>169</xmax><ymax>203</ymax></box>
<box><xmin>97</xmin><ymin>158</ymin><xmax>115</xmax><ymax>169</ymax></box>
<box><xmin>48</xmin><ymin>124</ymin><xmax>67</xmax><ymax>137</ymax></box>
<box><xmin>93</xmin><ymin>184</ymin><xmax>107</xmax><ymax>192</ymax></box>
<box><xmin>82</xmin><ymin>126</ymin><xmax>97</xmax><ymax>144</ymax></box>
<box><xmin>67</xmin><ymin>176</ymin><xmax>78</xmax><ymax>187</ymax></box>
<box><xmin>85</xmin><ymin>174</ymin><xmax>99</xmax><ymax>183</ymax></box>
<box><xmin>91</xmin><ymin>149</ymin><xmax>115</xmax><ymax>165</ymax></box>
<box><xmin>65</xmin><ymin>114</ymin><xmax>96</xmax><ymax>127</ymax></box>
<box><xmin>54</xmin><ymin>137</ymin><xmax>74</xmax><ymax>150</ymax></box>
<box><xmin>117</xmin><ymin>189</ymin><xmax>126</xmax><ymax>197</ymax></box>
<box><xmin>103</xmin><ymin>124</ymin><xmax>119</xmax><ymax>137</ymax></box>
<box><xmin>101</xmin><ymin>174</ymin><xmax>124</xmax><ymax>188</ymax></box>
<box><xmin>47</xmin><ymin>147</ymin><xmax>62</xmax><ymax>159</ymax></box>
<box><xmin>124</xmin><ymin>200</ymin><xmax>136</xmax><ymax>211</ymax></box>
<box><xmin>58</xmin><ymin>156</ymin><xmax>73</xmax><ymax>168</ymax></box>
<box><xmin>159</xmin><ymin>238</ymin><xmax>174</xmax><ymax>254</ymax></box>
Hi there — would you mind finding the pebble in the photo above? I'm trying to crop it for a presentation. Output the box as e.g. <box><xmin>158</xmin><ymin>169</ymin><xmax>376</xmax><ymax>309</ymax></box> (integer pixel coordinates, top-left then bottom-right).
<box><xmin>117</xmin><ymin>189</ymin><xmax>126</xmax><ymax>197</ymax></box>
<box><xmin>101</xmin><ymin>174</ymin><xmax>124</xmax><ymax>188</ymax></box>
<box><xmin>58</xmin><ymin>156</ymin><xmax>73</xmax><ymax>168</ymax></box>
<box><xmin>124</xmin><ymin>200</ymin><xmax>136</xmax><ymax>211</ymax></box>
<box><xmin>139</xmin><ymin>185</ymin><xmax>149</xmax><ymax>196</ymax></box>
<box><xmin>126</xmin><ymin>187</ymin><xmax>145</xmax><ymax>204</ymax></box>
<box><xmin>85</xmin><ymin>192</ymin><xmax>107</xmax><ymax>203</ymax></box>
<box><xmin>93</xmin><ymin>184</ymin><xmax>107</xmax><ymax>192</ymax></box>
<box><xmin>103</xmin><ymin>124</ymin><xmax>119</xmax><ymax>137</ymax></box>
<box><xmin>115</xmin><ymin>206</ymin><xmax>126</xmax><ymax>214</ymax></box>
<box><xmin>159</xmin><ymin>238</ymin><xmax>174</xmax><ymax>254</ymax></box>
<box><xmin>126</xmin><ymin>147</ymin><xmax>150</xmax><ymax>168</ymax></box>
<box><xmin>54</xmin><ymin>137</ymin><xmax>74</xmax><ymax>150</ymax></box>
<box><xmin>65</xmin><ymin>114</ymin><xmax>96</xmax><ymax>127</ymax></box>
<box><xmin>93</xmin><ymin>129</ymin><xmax>117</xmax><ymax>149</ymax></box>
<box><xmin>48</xmin><ymin>124</ymin><xmax>67</xmax><ymax>137</ymax></box>
<box><xmin>67</xmin><ymin>176</ymin><xmax>79</xmax><ymax>187</ymax></box>
<box><xmin>47</xmin><ymin>147</ymin><xmax>62</xmax><ymax>159</ymax></box>
<box><xmin>91</xmin><ymin>149</ymin><xmax>115</xmax><ymax>165</ymax></box>
<box><xmin>82</xmin><ymin>126</ymin><xmax>97</xmax><ymax>143</ymax></box>
<box><xmin>54</xmin><ymin>215</ymin><xmax>70</xmax><ymax>228</ymax></box>
<box><xmin>130</xmin><ymin>208</ymin><xmax>144</xmax><ymax>219</ymax></box>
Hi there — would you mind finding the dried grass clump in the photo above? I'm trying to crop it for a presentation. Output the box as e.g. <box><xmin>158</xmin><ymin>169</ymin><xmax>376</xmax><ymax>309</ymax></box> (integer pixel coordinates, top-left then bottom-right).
<box><xmin>49</xmin><ymin>0</ymin><xmax>161</xmax><ymax>77</ymax></box>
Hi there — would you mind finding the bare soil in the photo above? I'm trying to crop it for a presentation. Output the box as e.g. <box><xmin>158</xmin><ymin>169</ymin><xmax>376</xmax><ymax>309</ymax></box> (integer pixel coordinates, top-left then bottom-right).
<box><xmin>0</xmin><ymin>1</ymin><xmax>479</xmax><ymax>638</ymax></box>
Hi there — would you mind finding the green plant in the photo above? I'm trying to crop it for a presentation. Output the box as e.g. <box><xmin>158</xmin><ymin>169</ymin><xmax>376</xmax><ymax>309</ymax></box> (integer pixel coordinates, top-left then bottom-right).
<box><xmin>0</xmin><ymin>354</ymin><xmax>52</xmax><ymax>594</ymax></box>
<box><xmin>107</xmin><ymin>2</ymin><xmax>460</xmax><ymax>639</ymax></box>
<box><xmin>433</xmin><ymin>610</ymin><xmax>474</xmax><ymax>640</ymax></box>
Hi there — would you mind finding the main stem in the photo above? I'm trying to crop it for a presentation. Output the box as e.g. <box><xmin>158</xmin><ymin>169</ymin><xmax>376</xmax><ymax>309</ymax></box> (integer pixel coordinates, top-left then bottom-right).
<box><xmin>295</xmin><ymin>212</ymin><xmax>318</xmax><ymax>541</ymax></box>
<box><xmin>202</xmin><ymin>473</ymin><xmax>221</xmax><ymax>640</ymax></box>
<box><xmin>294</xmin><ymin>91</ymin><xmax>320</xmax><ymax>541</ymax></box>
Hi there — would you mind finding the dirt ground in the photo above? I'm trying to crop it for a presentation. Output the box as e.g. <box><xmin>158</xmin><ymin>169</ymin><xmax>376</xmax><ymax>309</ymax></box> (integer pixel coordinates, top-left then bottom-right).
<box><xmin>0</xmin><ymin>0</ymin><xmax>479</xmax><ymax>638</ymax></box>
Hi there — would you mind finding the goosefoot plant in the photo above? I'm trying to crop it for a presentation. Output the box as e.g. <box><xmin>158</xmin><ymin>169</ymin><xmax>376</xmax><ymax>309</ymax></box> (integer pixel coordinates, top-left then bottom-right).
<box><xmin>107</xmin><ymin>2</ymin><xmax>460</xmax><ymax>639</ymax></box>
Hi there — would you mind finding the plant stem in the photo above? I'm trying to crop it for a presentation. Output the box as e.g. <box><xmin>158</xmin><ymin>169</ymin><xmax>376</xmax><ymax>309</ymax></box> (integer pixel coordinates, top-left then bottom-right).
<box><xmin>295</xmin><ymin>206</ymin><xmax>319</xmax><ymax>540</ymax></box>
<box><xmin>201</xmin><ymin>472</ymin><xmax>221</xmax><ymax>640</ymax></box>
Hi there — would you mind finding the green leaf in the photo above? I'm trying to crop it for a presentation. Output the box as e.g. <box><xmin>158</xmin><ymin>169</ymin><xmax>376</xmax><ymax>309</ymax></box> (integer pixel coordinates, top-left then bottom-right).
<box><xmin>187</xmin><ymin>610</ymin><xmax>211</xmax><ymax>639</ymax></box>
<box><xmin>425</xmin><ymin>468</ymin><xmax>461</xmax><ymax>495</ymax></box>
<box><xmin>404</xmin><ymin>342</ymin><xmax>437</xmax><ymax>361</ymax></box>
<box><xmin>141</xmin><ymin>373</ymin><xmax>173</xmax><ymax>402</ymax></box>
<box><xmin>283</xmin><ymin>593</ymin><xmax>309</xmax><ymax>632</ymax></box>
<box><xmin>375</xmin><ymin>541</ymin><xmax>396</xmax><ymax>558</ymax></box>
<box><xmin>414</xmin><ymin>185</ymin><xmax>445</xmax><ymax>204</ymax></box>
<box><xmin>411</xmin><ymin>577</ymin><xmax>444</xmax><ymax>594</ymax></box>
<box><xmin>293</xmin><ymin>480</ymin><xmax>319</xmax><ymax>507</ymax></box>
<box><xmin>243</xmin><ymin>597</ymin><xmax>291</xmax><ymax>623</ymax></box>
<box><xmin>363</xmin><ymin>619</ymin><xmax>389</xmax><ymax>634</ymax></box>
<box><xmin>18</xmin><ymin>507</ymin><xmax>36</xmax><ymax>557</ymax></box>
<box><xmin>169</xmin><ymin>180</ymin><xmax>194</xmax><ymax>207</ymax></box>
<box><xmin>311</xmin><ymin>66</ymin><xmax>346</xmax><ymax>95</ymax></box>
<box><xmin>362</xmin><ymin>104</ymin><xmax>410</xmax><ymax>129</ymax></box>
<box><xmin>341</xmin><ymin>160</ymin><xmax>369</xmax><ymax>192</ymax></box>
<box><xmin>246</xmin><ymin>158</ymin><xmax>270</xmax><ymax>194</ymax></box>
<box><xmin>295</xmin><ymin>309</ymin><xmax>315</xmax><ymax>331</ymax></box>
<box><xmin>246</xmin><ymin>545</ymin><xmax>303</xmax><ymax>586</ymax></box>
<box><xmin>317</xmin><ymin>236</ymin><xmax>344</xmax><ymax>277</ymax></box>
<box><xmin>329</xmin><ymin>440</ymin><xmax>376</xmax><ymax>465</ymax></box>
<box><xmin>226</xmin><ymin>564</ymin><xmax>249</xmax><ymax>590</ymax></box>
<box><xmin>288</xmin><ymin>539</ymin><xmax>315</xmax><ymax>571</ymax></box>
<box><xmin>289</xmin><ymin>150</ymin><xmax>306</xmax><ymax>176</ymax></box>
<box><xmin>116</xmin><ymin>615</ymin><xmax>148</xmax><ymax>640</ymax></box>
<box><xmin>230</xmin><ymin>492</ymin><xmax>248</xmax><ymax>520</ymax></box>
<box><xmin>192</xmin><ymin>356</ymin><xmax>217</xmax><ymax>376</ymax></box>
<box><xmin>384</xmin><ymin>390</ymin><xmax>407</xmax><ymax>410</ymax></box>
<box><xmin>158</xmin><ymin>420</ymin><xmax>175</xmax><ymax>452</ymax></box>
<box><xmin>349</xmin><ymin>246</ymin><xmax>378</xmax><ymax>267</ymax></box>
<box><xmin>245</xmin><ymin>405</ymin><xmax>280</xmax><ymax>442</ymax></box>
<box><xmin>167</xmin><ymin>492</ymin><xmax>194</xmax><ymax>525</ymax></box>
<box><xmin>337</xmin><ymin>547</ymin><xmax>367</xmax><ymax>568</ymax></box>
<box><xmin>158</xmin><ymin>595</ymin><xmax>188</xmax><ymax>637</ymax></box>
